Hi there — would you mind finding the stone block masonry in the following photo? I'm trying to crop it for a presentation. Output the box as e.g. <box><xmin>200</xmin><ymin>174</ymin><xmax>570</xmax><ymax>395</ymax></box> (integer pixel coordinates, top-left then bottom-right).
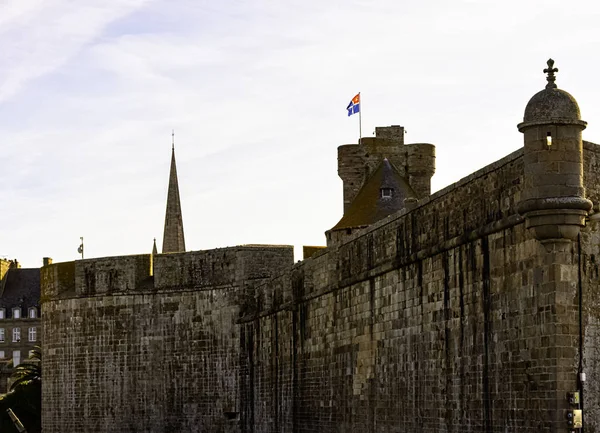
<box><xmin>40</xmin><ymin>146</ymin><xmax>600</xmax><ymax>432</ymax></box>
<box><xmin>37</xmin><ymin>59</ymin><xmax>600</xmax><ymax>432</ymax></box>
<box><xmin>241</xmin><ymin>143</ymin><xmax>600</xmax><ymax>433</ymax></box>
<box><xmin>41</xmin><ymin>246</ymin><xmax>293</xmax><ymax>433</ymax></box>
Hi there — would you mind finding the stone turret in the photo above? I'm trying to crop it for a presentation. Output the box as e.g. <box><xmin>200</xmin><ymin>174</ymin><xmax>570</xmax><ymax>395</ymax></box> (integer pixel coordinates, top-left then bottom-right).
<box><xmin>406</xmin><ymin>142</ymin><xmax>436</xmax><ymax>200</ymax></box>
<box><xmin>517</xmin><ymin>59</ymin><xmax>592</xmax><ymax>249</ymax></box>
<box><xmin>337</xmin><ymin>126</ymin><xmax>436</xmax><ymax>213</ymax></box>
<box><xmin>329</xmin><ymin>125</ymin><xmax>436</xmax><ymax>247</ymax></box>
<box><xmin>162</xmin><ymin>139</ymin><xmax>186</xmax><ymax>254</ymax></box>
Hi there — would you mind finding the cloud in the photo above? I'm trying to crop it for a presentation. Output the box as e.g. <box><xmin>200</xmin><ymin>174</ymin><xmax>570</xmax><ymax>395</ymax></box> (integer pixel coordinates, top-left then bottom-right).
<box><xmin>0</xmin><ymin>0</ymin><xmax>151</xmax><ymax>103</ymax></box>
<box><xmin>2</xmin><ymin>0</ymin><xmax>600</xmax><ymax>266</ymax></box>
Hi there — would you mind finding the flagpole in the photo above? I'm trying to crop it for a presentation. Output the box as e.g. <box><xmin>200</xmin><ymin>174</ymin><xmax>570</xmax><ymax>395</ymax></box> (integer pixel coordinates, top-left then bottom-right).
<box><xmin>358</xmin><ymin>92</ymin><xmax>362</xmax><ymax>145</ymax></box>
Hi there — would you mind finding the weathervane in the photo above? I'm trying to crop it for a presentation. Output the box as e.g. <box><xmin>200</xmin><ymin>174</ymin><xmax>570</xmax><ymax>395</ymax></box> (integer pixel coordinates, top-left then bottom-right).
<box><xmin>544</xmin><ymin>58</ymin><xmax>558</xmax><ymax>89</ymax></box>
<box><xmin>172</xmin><ymin>129</ymin><xmax>175</xmax><ymax>150</ymax></box>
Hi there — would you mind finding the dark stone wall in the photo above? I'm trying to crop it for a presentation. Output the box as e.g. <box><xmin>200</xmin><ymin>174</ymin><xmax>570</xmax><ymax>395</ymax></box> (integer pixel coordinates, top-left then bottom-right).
<box><xmin>41</xmin><ymin>246</ymin><xmax>293</xmax><ymax>433</ymax></box>
<box><xmin>39</xmin><ymin>141</ymin><xmax>600</xmax><ymax>433</ymax></box>
<box><xmin>241</xmin><ymin>143</ymin><xmax>600</xmax><ymax>433</ymax></box>
<box><xmin>579</xmin><ymin>141</ymin><xmax>600</xmax><ymax>433</ymax></box>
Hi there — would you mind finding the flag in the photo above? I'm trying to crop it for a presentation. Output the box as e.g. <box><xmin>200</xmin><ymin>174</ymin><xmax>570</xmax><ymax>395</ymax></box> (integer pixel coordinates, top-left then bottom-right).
<box><xmin>346</xmin><ymin>93</ymin><xmax>360</xmax><ymax>117</ymax></box>
<box><xmin>78</xmin><ymin>244</ymin><xmax>83</xmax><ymax>254</ymax></box>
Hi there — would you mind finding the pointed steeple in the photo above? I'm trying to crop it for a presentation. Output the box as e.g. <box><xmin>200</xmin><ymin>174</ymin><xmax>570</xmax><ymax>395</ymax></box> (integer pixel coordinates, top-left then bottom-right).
<box><xmin>152</xmin><ymin>238</ymin><xmax>158</xmax><ymax>256</ymax></box>
<box><xmin>162</xmin><ymin>133</ymin><xmax>186</xmax><ymax>253</ymax></box>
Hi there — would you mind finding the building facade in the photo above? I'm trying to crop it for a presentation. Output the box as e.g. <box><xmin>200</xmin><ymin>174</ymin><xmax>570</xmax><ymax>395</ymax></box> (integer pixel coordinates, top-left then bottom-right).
<box><xmin>0</xmin><ymin>259</ymin><xmax>41</xmax><ymax>393</ymax></box>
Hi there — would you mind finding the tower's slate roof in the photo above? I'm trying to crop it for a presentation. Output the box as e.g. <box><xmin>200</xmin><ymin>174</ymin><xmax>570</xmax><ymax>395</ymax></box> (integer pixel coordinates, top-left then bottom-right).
<box><xmin>0</xmin><ymin>268</ymin><xmax>40</xmax><ymax>314</ymax></box>
<box><xmin>331</xmin><ymin>159</ymin><xmax>415</xmax><ymax>231</ymax></box>
<box><xmin>162</xmin><ymin>146</ymin><xmax>186</xmax><ymax>253</ymax></box>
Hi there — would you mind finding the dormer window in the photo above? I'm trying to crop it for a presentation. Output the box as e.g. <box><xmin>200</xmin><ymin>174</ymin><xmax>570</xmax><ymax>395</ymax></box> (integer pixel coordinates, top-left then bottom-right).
<box><xmin>12</xmin><ymin>308</ymin><xmax>20</xmax><ymax>319</ymax></box>
<box><xmin>380</xmin><ymin>187</ymin><xmax>394</xmax><ymax>198</ymax></box>
<box><xmin>28</xmin><ymin>308</ymin><xmax>37</xmax><ymax>319</ymax></box>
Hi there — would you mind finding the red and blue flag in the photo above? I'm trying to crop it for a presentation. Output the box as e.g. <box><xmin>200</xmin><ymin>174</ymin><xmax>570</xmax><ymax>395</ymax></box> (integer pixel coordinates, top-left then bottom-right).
<box><xmin>347</xmin><ymin>93</ymin><xmax>360</xmax><ymax>116</ymax></box>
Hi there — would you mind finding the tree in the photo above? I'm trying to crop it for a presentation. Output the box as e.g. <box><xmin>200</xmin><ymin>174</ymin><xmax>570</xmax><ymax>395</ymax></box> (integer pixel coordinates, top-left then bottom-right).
<box><xmin>0</xmin><ymin>347</ymin><xmax>42</xmax><ymax>433</ymax></box>
<box><xmin>10</xmin><ymin>346</ymin><xmax>41</xmax><ymax>391</ymax></box>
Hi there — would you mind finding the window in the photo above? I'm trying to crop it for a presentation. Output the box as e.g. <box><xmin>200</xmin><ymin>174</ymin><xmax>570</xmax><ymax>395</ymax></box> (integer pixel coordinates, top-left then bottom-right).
<box><xmin>380</xmin><ymin>187</ymin><xmax>394</xmax><ymax>198</ymax></box>
<box><xmin>28</xmin><ymin>327</ymin><xmax>36</xmax><ymax>342</ymax></box>
<box><xmin>12</xmin><ymin>351</ymin><xmax>20</xmax><ymax>367</ymax></box>
<box><xmin>0</xmin><ymin>351</ymin><xmax>5</xmax><ymax>359</ymax></box>
<box><xmin>0</xmin><ymin>329</ymin><xmax>5</xmax><ymax>342</ymax></box>
<box><xmin>0</xmin><ymin>309</ymin><xmax>5</xmax><ymax>320</ymax></box>
<box><xmin>12</xmin><ymin>328</ymin><xmax>20</xmax><ymax>342</ymax></box>
<box><xmin>28</xmin><ymin>308</ymin><xmax>37</xmax><ymax>319</ymax></box>
<box><xmin>12</xmin><ymin>308</ymin><xmax>20</xmax><ymax>319</ymax></box>
<box><xmin>546</xmin><ymin>131</ymin><xmax>552</xmax><ymax>146</ymax></box>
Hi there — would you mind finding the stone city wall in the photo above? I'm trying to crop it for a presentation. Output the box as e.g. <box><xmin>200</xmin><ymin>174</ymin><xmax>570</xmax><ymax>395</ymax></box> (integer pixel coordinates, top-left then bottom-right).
<box><xmin>41</xmin><ymin>246</ymin><xmax>293</xmax><ymax>433</ymax></box>
<box><xmin>242</xmin><ymin>144</ymin><xmax>600</xmax><ymax>433</ymax></box>
<box><xmin>580</xmin><ymin>141</ymin><xmax>600</xmax><ymax>433</ymax></box>
<box><xmin>40</xmin><ymin>141</ymin><xmax>600</xmax><ymax>433</ymax></box>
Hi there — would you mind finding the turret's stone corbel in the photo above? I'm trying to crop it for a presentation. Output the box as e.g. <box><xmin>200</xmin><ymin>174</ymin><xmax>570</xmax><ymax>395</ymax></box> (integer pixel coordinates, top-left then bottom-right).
<box><xmin>518</xmin><ymin>197</ymin><xmax>592</xmax><ymax>248</ymax></box>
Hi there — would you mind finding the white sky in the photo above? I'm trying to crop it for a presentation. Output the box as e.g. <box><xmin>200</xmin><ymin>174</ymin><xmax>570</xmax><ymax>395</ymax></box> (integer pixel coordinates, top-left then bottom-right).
<box><xmin>2</xmin><ymin>0</ymin><xmax>600</xmax><ymax>267</ymax></box>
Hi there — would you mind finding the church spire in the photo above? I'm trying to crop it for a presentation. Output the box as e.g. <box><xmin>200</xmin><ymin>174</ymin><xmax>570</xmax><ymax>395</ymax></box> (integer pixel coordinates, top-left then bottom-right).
<box><xmin>162</xmin><ymin>133</ymin><xmax>186</xmax><ymax>253</ymax></box>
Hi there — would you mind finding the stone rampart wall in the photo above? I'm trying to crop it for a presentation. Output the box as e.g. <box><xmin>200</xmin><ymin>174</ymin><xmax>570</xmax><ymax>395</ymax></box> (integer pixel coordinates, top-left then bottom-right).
<box><xmin>580</xmin><ymin>141</ymin><xmax>600</xmax><ymax>433</ymax></box>
<box><xmin>41</xmin><ymin>246</ymin><xmax>293</xmax><ymax>433</ymax></box>
<box><xmin>242</xmin><ymin>144</ymin><xmax>600</xmax><ymax>432</ymax></box>
<box><xmin>39</xmin><ymin>140</ymin><xmax>600</xmax><ymax>433</ymax></box>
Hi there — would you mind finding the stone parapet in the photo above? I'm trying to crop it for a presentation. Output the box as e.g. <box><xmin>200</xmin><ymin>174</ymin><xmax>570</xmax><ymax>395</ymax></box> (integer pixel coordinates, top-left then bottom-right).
<box><xmin>41</xmin><ymin>255</ymin><xmax>152</xmax><ymax>301</ymax></box>
<box><xmin>41</xmin><ymin>246</ymin><xmax>293</xmax><ymax>301</ymax></box>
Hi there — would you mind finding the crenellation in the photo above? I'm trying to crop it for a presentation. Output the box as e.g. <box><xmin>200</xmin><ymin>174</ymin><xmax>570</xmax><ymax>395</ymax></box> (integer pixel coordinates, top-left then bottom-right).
<box><xmin>405</xmin><ymin>142</ymin><xmax>436</xmax><ymax>199</ymax></box>
<box><xmin>337</xmin><ymin>144</ymin><xmax>367</xmax><ymax>212</ymax></box>
<box><xmin>374</xmin><ymin>125</ymin><xmax>404</xmax><ymax>142</ymax></box>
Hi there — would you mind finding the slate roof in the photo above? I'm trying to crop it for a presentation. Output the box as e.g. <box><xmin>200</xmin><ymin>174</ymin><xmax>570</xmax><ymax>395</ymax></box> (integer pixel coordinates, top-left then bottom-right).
<box><xmin>331</xmin><ymin>159</ymin><xmax>416</xmax><ymax>231</ymax></box>
<box><xmin>0</xmin><ymin>268</ymin><xmax>40</xmax><ymax>314</ymax></box>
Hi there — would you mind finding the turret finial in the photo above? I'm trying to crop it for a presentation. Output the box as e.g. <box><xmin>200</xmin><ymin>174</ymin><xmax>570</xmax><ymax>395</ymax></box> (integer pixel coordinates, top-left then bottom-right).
<box><xmin>171</xmin><ymin>129</ymin><xmax>175</xmax><ymax>150</ymax></box>
<box><xmin>544</xmin><ymin>58</ymin><xmax>558</xmax><ymax>89</ymax></box>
